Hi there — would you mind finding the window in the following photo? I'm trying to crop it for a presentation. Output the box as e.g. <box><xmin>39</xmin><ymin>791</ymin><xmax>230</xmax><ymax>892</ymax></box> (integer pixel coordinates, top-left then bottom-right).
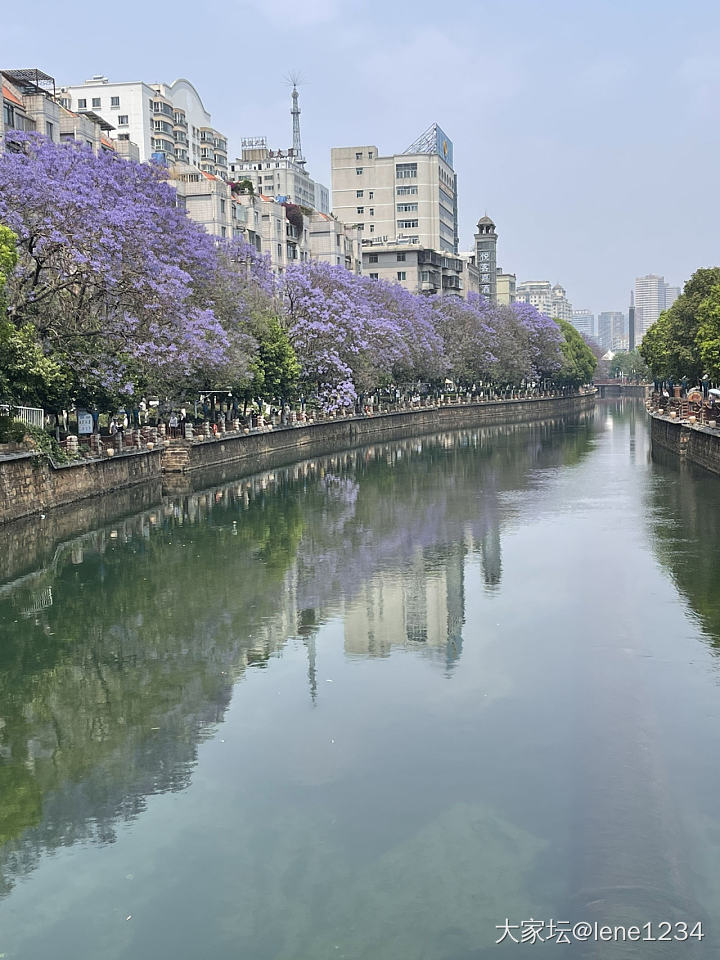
<box><xmin>118</xmin><ymin>114</ymin><xmax>129</xmax><ymax>125</ymax></box>
<box><xmin>356</xmin><ymin>189</ymin><xmax>364</xmax><ymax>198</ymax></box>
<box><xmin>110</xmin><ymin>96</ymin><xmax>120</xmax><ymax>108</ymax></box>
<box><xmin>355</xmin><ymin>151</ymin><xmax>362</xmax><ymax>160</ymax></box>
<box><xmin>368</xmin><ymin>151</ymin><xmax>373</xmax><ymax>159</ymax></box>
<box><xmin>369</xmin><ymin>272</ymin><xmax>379</xmax><ymax>280</ymax></box>
<box><xmin>356</xmin><ymin>167</ymin><xmax>363</xmax><ymax>175</ymax></box>
<box><xmin>92</xmin><ymin>97</ymin><xmax>101</xmax><ymax>109</ymax></box>
<box><xmin>397</xmin><ymin>186</ymin><xmax>418</xmax><ymax>196</ymax></box>
<box><xmin>369</xmin><ymin>191</ymin><xmax>374</xmax><ymax>199</ymax></box>
<box><xmin>221</xmin><ymin>226</ymin><xmax>226</xmax><ymax>238</ymax></box>
<box><xmin>220</xmin><ymin>199</ymin><xmax>226</xmax><ymax>213</ymax></box>
<box><xmin>397</xmin><ymin>253</ymin><xmax>406</xmax><ymax>262</ymax></box>
<box><xmin>357</xmin><ymin>224</ymin><xmax>364</xmax><ymax>231</ymax></box>
<box><xmin>278</xmin><ymin>244</ymin><xmax>282</xmax><ymax>257</ymax></box>
<box><xmin>45</xmin><ymin>121</ymin><xmax>54</xmax><ymax>138</ymax></box>
<box><xmin>369</xmin><ymin>253</ymin><xmax>379</xmax><ymax>263</ymax></box>
<box><xmin>118</xmin><ymin>133</ymin><xmax>130</xmax><ymax>140</ymax></box>
<box><xmin>397</xmin><ymin>203</ymin><xmax>418</xmax><ymax>213</ymax></box>
<box><xmin>397</xmin><ymin>271</ymin><xmax>406</xmax><ymax>281</ymax></box>
<box><xmin>370</xmin><ymin>225</ymin><xmax>375</xmax><ymax>233</ymax></box>
<box><xmin>398</xmin><ymin>219</ymin><xmax>419</xmax><ymax>229</ymax></box>
<box><xmin>369</xmin><ymin>208</ymin><xmax>374</xmax><ymax>216</ymax></box>
<box><xmin>78</xmin><ymin>98</ymin><xmax>87</xmax><ymax>109</ymax></box>
<box><xmin>396</xmin><ymin>162</ymin><xmax>417</xmax><ymax>179</ymax></box>
<box><xmin>356</xmin><ymin>206</ymin><xmax>364</xmax><ymax>214</ymax></box>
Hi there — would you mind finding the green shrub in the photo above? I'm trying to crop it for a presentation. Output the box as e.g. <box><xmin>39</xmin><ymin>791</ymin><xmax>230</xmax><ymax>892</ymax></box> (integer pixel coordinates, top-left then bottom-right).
<box><xmin>0</xmin><ymin>414</ymin><xmax>26</xmax><ymax>444</ymax></box>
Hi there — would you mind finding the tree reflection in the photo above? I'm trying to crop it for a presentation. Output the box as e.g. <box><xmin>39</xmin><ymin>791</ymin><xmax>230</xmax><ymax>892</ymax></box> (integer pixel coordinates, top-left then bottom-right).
<box><xmin>0</xmin><ymin>415</ymin><xmax>595</xmax><ymax>896</ymax></box>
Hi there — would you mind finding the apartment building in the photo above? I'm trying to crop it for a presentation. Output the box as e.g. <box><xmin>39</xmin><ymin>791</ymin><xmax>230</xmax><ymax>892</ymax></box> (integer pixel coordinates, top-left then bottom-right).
<box><xmin>1</xmin><ymin>67</ymin><xmax>139</xmax><ymax>160</ymax></box>
<box><xmin>331</xmin><ymin>123</ymin><xmax>458</xmax><ymax>254</ymax></box>
<box><xmin>516</xmin><ymin>280</ymin><xmax>573</xmax><ymax>321</ymax></box>
<box><xmin>61</xmin><ymin>76</ymin><xmax>227</xmax><ymax>177</ymax></box>
<box><xmin>229</xmin><ymin>138</ymin><xmax>329</xmax><ymax>214</ymax></box>
<box><xmin>496</xmin><ymin>270</ymin><xmax>516</xmax><ymax>306</ymax></box>
<box><xmin>363</xmin><ymin>241</ymin><xmax>467</xmax><ymax>297</ymax></box>
<box><xmin>307</xmin><ymin>213</ymin><xmax>362</xmax><ymax>273</ymax></box>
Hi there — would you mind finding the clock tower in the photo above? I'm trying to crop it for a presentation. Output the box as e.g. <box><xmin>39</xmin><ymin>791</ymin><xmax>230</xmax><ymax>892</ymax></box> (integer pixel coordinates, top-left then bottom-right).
<box><xmin>474</xmin><ymin>215</ymin><xmax>497</xmax><ymax>302</ymax></box>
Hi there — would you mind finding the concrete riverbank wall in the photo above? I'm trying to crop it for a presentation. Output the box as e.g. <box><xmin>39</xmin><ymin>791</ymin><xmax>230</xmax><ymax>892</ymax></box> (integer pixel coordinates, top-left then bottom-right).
<box><xmin>163</xmin><ymin>392</ymin><xmax>597</xmax><ymax>487</ymax></box>
<box><xmin>650</xmin><ymin>411</ymin><xmax>720</xmax><ymax>476</ymax></box>
<box><xmin>0</xmin><ymin>392</ymin><xmax>595</xmax><ymax>525</ymax></box>
<box><xmin>0</xmin><ymin>448</ymin><xmax>163</xmax><ymax>525</ymax></box>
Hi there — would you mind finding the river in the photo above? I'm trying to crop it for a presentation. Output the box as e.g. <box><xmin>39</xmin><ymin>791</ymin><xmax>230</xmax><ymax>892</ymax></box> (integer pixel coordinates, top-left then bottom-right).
<box><xmin>1</xmin><ymin>400</ymin><xmax>720</xmax><ymax>958</ymax></box>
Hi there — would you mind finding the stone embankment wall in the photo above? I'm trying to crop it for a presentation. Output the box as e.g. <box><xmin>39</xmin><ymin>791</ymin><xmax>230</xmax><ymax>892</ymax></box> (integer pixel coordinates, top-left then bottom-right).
<box><xmin>650</xmin><ymin>412</ymin><xmax>720</xmax><ymax>476</ymax></box>
<box><xmin>163</xmin><ymin>393</ymin><xmax>596</xmax><ymax>484</ymax></box>
<box><xmin>0</xmin><ymin>393</ymin><xmax>595</xmax><ymax>525</ymax></box>
<box><xmin>0</xmin><ymin>449</ymin><xmax>162</xmax><ymax>525</ymax></box>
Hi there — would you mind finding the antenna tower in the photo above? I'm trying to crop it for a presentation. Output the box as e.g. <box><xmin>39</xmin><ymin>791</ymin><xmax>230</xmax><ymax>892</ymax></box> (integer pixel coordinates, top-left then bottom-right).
<box><xmin>287</xmin><ymin>72</ymin><xmax>304</xmax><ymax>164</ymax></box>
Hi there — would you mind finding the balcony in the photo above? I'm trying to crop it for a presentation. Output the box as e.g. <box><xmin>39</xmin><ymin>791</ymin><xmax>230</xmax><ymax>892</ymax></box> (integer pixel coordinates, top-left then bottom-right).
<box><xmin>173</xmin><ymin>115</ymin><xmax>188</xmax><ymax>129</ymax></box>
<box><xmin>153</xmin><ymin>100</ymin><xmax>174</xmax><ymax>118</ymax></box>
<box><xmin>442</xmin><ymin>275</ymin><xmax>462</xmax><ymax>291</ymax></box>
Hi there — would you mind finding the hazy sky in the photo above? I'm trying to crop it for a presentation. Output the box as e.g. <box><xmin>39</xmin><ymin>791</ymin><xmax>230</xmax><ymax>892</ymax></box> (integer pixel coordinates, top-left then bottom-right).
<box><xmin>5</xmin><ymin>0</ymin><xmax>719</xmax><ymax>314</ymax></box>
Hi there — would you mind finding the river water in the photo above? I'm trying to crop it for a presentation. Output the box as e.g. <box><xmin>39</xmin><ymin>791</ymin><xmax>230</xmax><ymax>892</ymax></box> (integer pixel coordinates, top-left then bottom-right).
<box><xmin>1</xmin><ymin>400</ymin><xmax>720</xmax><ymax>959</ymax></box>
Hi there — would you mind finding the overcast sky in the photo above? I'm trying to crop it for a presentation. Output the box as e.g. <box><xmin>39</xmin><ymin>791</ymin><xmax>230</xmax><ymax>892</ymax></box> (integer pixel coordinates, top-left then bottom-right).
<box><xmin>5</xmin><ymin>0</ymin><xmax>719</xmax><ymax>315</ymax></box>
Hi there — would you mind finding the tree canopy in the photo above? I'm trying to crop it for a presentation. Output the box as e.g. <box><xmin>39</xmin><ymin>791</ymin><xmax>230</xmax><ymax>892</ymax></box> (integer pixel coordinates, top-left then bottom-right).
<box><xmin>640</xmin><ymin>268</ymin><xmax>720</xmax><ymax>381</ymax></box>
<box><xmin>554</xmin><ymin>319</ymin><xmax>597</xmax><ymax>387</ymax></box>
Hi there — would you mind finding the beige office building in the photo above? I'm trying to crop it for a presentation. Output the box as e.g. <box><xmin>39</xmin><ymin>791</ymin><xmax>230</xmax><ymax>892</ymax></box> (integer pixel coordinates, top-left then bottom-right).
<box><xmin>496</xmin><ymin>270</ymin><xmax>516</xmax><ymax>306</ymax></box>
<box><xmin>331</xmin><ymin>123</ymin><xmax>458</xmax><ymax>255</ymax></box>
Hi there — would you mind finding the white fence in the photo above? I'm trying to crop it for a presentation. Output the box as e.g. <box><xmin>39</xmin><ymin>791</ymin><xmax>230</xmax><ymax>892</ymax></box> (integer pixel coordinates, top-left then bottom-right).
<box><xmin>0</xmin><ymin>404</ymin><xmax>45</xmax><ymax>428</ymax></box>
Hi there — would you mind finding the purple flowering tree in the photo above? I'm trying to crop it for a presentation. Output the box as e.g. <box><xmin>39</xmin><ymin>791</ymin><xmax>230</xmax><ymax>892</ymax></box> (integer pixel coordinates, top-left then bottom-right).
<box><xmin>0</xmin><ymin>133</ymin><xmax>231</xmax><ymax>399</ymax></box>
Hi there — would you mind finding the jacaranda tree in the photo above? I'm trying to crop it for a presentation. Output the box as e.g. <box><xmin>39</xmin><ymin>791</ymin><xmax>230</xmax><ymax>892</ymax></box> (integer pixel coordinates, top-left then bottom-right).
<box><xmin>0</xmin><ymin>132</ymin><xmax>232</xmax><ymax>402</ymax></box>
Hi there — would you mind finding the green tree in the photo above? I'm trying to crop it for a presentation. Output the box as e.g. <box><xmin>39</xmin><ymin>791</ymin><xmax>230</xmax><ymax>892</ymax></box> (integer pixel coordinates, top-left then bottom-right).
<box><xmin>609</xmin><ymin>349</ymin><xmax>649</xmax><ymax>381</ymax></box>
<box><xmin>695</xmin><ymin>283</ymin><xmax>720</xmax><ymax>380</ymax></box>
<box><xmin>554</xmin><ymin>318</ymin><xmax>597</xmax><ymax>386</ymax></box>
<box><xmin>640</xmin><ymin>267</ymin><xmax>720</xmax><ymax>380</ymax></box>
<box><xmin>0</xmin><ymin>223</ymin><xmax>17</xmax><ymax>297</ymax></box>
<box><xmin>0</xmin><ymin>319</ymin><xmax>68</xmax><ymax>407</ymax></box>
<box><xmin>252</xmin><ymin>316</ymin><xmax>301</xmax><ymax>405</ymax></box>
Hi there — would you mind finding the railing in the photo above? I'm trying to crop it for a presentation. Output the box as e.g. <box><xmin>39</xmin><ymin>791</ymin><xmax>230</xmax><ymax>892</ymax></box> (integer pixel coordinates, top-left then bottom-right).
<box><xmin>1</xmin><ymin>403</ymin><xmax>44</xmax><ymax>428</ymax></box>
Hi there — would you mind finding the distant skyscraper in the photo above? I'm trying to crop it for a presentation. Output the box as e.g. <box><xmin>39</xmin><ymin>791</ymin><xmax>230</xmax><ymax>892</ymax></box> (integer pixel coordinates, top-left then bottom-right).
<box><xmin>634</xmin><ymin>274</ymin><xmax>681</xmax><ymax>343</ymax></box>
<box><xmin>598</xmin><ymin>311</ymin><xmax>626</xmax><ymax>351</ymax></box>
<box><xmin>572</xmin><ymin>309</ymin><xmax>595</xmax><ymax>338</ymax></box>
<box><xmin>629</xmin><ymin>291</ymin><xmax>635</xmax><ymax>351</ymax></box>
<box><xmin>665</xmin><ymin>285</ymin><xmax>681</xmax><ymax>309</ymax></box>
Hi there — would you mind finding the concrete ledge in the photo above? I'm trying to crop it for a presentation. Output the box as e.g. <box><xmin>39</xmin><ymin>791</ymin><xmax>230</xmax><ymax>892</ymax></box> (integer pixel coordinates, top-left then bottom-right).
<box><xmin>0</xmin><ymin>393</ymin><xmax>595</xmax><ymax>525</ymax></box>
<box><xmin>649</xmin><ymin>411</ymin><xmax>720</xmax><ymax>476</ymax></box>
<box><xmin>0</xmin><ymin>447</ymin><xmax>163</xmax><ymax>525</ymax></box>
<box><xmin>164</xmin><ymin>392</ymin><xmax>596</xmax><ymax>482</ymax></box>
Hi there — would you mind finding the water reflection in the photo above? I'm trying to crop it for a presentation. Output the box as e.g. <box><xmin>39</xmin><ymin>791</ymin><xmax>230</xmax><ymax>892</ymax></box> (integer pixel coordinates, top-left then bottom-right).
<box><xmin>0</xmin><ymin>416</ymin><xmax>595</xmax><ymax>906</ymax></box>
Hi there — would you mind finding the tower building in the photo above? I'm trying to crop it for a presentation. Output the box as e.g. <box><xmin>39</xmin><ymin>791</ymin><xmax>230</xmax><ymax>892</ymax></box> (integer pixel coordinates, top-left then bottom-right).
<box><xmin>474</xmin><ymin>216</ymin><xmax>497</xmax><ymax>301</ymax></box>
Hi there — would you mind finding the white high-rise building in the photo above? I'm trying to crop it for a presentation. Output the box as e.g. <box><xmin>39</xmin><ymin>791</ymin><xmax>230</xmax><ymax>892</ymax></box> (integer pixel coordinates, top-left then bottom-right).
<box><xmin>516</xmin><ymin>280</ymin><xmax>573</xmax><ymax>321</ymax></box>
<box><xmin>515</xmin><ymin>280</ymin><xmax>553</xmax><ymax>316</ymax></box>
<box><xmin>598</xmin><ymin>311</ymin><xmax>626</xmax><ymax>351</ymax></box>
<box><xmin>634</xmin><ymin>274</ymin><xmax>680</xmax><ymax>342</ymax></box>
<box><xmin>572</xmin><ymin>309</ymin><xmax>595</xmax><ymax>338</ymax></box>
<box><xmin>331</xmin><ymin>123</ymin><xmax>458</xmax><ymax>254</ymax></box>
<box><xmin>229</xmin><ymin>138</ymin><xmax>329</xmax><ymax>214</ymax></box>
<box><xmin>61</xmin><ymin>75</ymin><xmax>228</xmax><ymax>177</ymax></box>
